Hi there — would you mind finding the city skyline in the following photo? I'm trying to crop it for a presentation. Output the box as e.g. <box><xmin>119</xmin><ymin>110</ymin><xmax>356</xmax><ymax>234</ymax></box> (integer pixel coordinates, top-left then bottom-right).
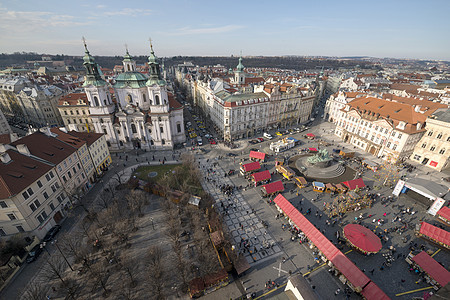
<box><xmin>1</xmin><ymin>0</ymin><xmax>450</xmax><ymax>61</ymax></box>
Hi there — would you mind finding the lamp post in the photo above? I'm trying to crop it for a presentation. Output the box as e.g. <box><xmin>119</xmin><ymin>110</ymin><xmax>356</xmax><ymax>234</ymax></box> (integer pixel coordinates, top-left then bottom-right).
<box><xmin>150</xmin><ymin>217</ymin><xmax>154</xmax><ymax>230</ymax></box>
<box><xmin>53</xmin><ymin>240</ymin><xmax>74</xmax><ymax>271</ymax></box>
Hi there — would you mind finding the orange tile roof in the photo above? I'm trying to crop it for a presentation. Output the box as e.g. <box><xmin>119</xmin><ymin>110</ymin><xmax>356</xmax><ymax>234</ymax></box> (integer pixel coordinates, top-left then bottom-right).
<box><xmin>58</xmin><ymin>92</ymin><xmax>88</xmax><ymax>106</ymax></box>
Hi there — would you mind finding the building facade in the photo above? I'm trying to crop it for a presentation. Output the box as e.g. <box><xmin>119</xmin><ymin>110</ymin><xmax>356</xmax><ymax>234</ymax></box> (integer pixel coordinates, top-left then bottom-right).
<box><xmin>0</xmin><ymin>146</ymin><xmax>69</xmax><ymax>239</ymax></box>
<box><xmin>410</xmin><ymin>109</ymin><xmax>450</xmax><ymax>171</ymax></box>
<box><xmin>82</xmin><ymin>42</ymin><xmax>185</xmax><ymax>151</ymax></box>
<box><xmin>57</xmin><ymin>92</ymin><xmax>94</xmax><ymax>132</ymax></box>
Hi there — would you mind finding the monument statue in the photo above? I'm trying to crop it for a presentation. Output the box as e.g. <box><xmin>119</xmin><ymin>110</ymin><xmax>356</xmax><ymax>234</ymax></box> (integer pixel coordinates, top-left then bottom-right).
<box><xmin>307</xmin><ymin>149</ymin><xmax>331</xmax><ymax>166</ymax></box>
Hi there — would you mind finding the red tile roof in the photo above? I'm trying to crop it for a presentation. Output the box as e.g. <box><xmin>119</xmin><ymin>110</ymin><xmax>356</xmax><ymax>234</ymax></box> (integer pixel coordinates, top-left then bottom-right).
<box><xmin>0</xmin><ymin>149</ymin><xmax>53</xmax><ymax>199</ymax></box>
<box><xmin>342</xmin><ymin>178</ymin><xmax>365</xmax><ymax>190</ymax></box>
<box><xmin>57</xmin><ymin>92</ymin><xmax>88</xmax><ymax>106</ymax></box>
<box><xmin>437</xmin><ymin>206</ymin><xmax>450</xmax><ymax>221</ymax></box>
<box><xmin>67</xmin><ymin>131</ymin><xmax>104</xmax><ymax>147</ymax></box>
<box><xmin>419</xmin><ymin>222</ymin><xmax>450</xmax><ymax>248</ymax></box>
<box><xmin>11</xmin><ymin>131</ymin><xmax>77</xmax><ymax>164</ymax></box>
<box><xmin>50</xmin><ymin>128</ymin><xmax>86</xmax><ymax>149</ymax></box>
<box><xmin>168</xmin><ymin>93</ymin><xmax>183</xmax><ymax>110</ymax></box>
<box><xmin>241</xmin><ymin>161</ymin><xmax>261</xmax><ymax>172</ymax></box>
<box><xmin>249</xmin><ymin>151</ymin><xmax>266</xmax><ymax>160</ymax></box>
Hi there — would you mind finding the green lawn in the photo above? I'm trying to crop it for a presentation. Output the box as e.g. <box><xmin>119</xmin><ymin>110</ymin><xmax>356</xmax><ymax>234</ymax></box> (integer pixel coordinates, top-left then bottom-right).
<box><xmin>133</xmin><ymin>164</ymin><xmax>181</xmax><ymax>182</ymax></box>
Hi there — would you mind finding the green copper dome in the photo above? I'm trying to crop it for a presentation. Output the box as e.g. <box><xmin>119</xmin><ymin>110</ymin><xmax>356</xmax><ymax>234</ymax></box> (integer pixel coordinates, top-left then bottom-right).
<box><xmin>236</xmin><ymin>57</ymin><xmax>244</xmax><ymax>72</ymax></box>
<box><xmin>114</xmin><ymin>71</ymin><xmax>148</xmax><ymax>88</ymax></box>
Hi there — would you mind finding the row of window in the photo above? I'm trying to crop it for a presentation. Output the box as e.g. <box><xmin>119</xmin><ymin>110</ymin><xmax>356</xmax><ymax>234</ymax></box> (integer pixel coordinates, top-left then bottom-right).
<box><xmin>421</xmin><ymin>143</ymin><xmax>446</xmax><ymax>154</ymax></box>
<box><xmin>64</xmin><ymin>110</ymin><xmax>87</xmax><ymax>116</ymax></box>
<box><xmin>0</xmin><ymin>225</ymin><xmax>24</xmax><ymax>236</ymax></box>
<box><xmin>427</xmin><ymin>131</ymin><xmax>450</xmax><ymax>142</ymax></box>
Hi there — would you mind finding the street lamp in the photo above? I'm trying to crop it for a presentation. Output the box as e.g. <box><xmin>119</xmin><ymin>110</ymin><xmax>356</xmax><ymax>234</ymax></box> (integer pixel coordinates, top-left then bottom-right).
<box><xmin>150</xmin><ymin>217</ymin><xmax>154</xmax><ymax>230</ymax></box>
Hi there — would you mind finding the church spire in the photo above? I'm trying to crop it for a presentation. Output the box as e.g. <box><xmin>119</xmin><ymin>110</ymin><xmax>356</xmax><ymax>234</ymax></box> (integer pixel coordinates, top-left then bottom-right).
<box><xmin>81</xmin><ymin>37</ymin><xmax>106</xmax><ymax>87</ymax></box>
<box><xmin>146</xmin><ymin>38</ymin><xmax>165</xmax><ymax>86</ymax></box>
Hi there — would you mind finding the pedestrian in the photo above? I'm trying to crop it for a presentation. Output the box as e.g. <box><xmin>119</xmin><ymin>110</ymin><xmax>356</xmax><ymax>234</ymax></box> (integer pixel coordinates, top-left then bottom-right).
<box><xmin>335</xmin><ymin>288</ymin><xmax>340</xmax><ymax>295</ymax></box>
<box><xmin>370</xmin><ymin>269</ymin><xmax>374</xmax><ymax>275</ymax></box>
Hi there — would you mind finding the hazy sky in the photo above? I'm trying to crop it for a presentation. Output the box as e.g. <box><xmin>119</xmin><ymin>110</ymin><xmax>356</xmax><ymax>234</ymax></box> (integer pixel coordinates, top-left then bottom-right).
<box><xmin>1</xmin><ymin>0</ymin><xmax>449</xmax><ymax>60</ymax></box>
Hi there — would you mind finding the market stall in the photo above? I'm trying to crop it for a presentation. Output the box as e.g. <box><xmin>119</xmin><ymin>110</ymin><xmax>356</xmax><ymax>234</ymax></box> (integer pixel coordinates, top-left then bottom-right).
<box><xmin>305</xmin><ymin>133</ymin><xmax>315</xmax><ymax>140</ymax></box>
<box><xmin>261</xmin><ymin>180</ymin><xmax>284</xmax><ymax>198</ymax></box>
<box><xmin>342</xmin><ymin>178</ymin><xmax>366</xmax><ymax>191</ymax></box>
<box><xmin>436</xmin><ymin>206</ymin><xmax>450</xmax><ymax>226</ymax></box>
<box><xmin>251</xmin><ymin>170</ymin><xmax>271</xmax><ymax>186</ymax></box>
<box><xmin>240</xmin><ymin>161</ymin><xmax>261</xmax><ymax>176</ymax></box>
<box><xmin>325</xmin><ymin>183</ymin><xmax>336</xmax><ymax>193</ymax></box>
<box><xmin>363</xmin><ymin>159</ymin><xmax>379</xmax><ymax>171</ymax></box>
<box><xmin>343</xmin><ymin>224</ymin><xmax>382</xmax><ymax>254</ymax></box>
<box><xmin>249</xmin><ymin>151</ymin><xmax>266</xmax><ymax>162</ymax></box>
<box><xmin>308</xmin><ymin>147</ymin><xmax>318</xmax><ymax>153</ymax></box>
<box><xmin>294</xmin><ymin>176</ymin><xmax>308</xmax><ymax>189</ymax></box>
<box><xmin>312</xmin><ymin>181</ymin><xmax>325</xmax><ymax>192</ymax></box>
<box><xmin>335</xmin><ymin>183</ymin><xmax>347</xmax><ymax>194</ymax></box>
<box><xmin>407</xmin><ymin>251</ymin><xmax>450</xmax><ymax>288</ymax></box>
<box><xmin>415</xmin><ymin>222</ymin><xmax>450</xmax><ymax>250</ymax></box>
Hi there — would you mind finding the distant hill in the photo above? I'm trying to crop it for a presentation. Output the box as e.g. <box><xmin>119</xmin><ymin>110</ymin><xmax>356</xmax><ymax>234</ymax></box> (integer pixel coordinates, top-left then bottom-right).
<box><xmin>0</xmin><ymin>52</ymin><xmax>375</xmax><ymax>71</ymax></box>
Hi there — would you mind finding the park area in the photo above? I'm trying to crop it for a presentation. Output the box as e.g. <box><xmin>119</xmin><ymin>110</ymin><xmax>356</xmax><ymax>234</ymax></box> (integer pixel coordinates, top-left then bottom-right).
<box><xmin>21</xmin><ymin>154</ymin><xmax>231</xmax><ymax>299</ymax></box>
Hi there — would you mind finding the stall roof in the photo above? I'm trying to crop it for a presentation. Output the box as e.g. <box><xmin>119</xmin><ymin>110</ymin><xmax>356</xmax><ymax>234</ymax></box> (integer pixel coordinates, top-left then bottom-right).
<box><xmin>287</xmin><ymin>137</ymin><xmax>299</xmax><ymax>142</ymax></box>
<box><xmin>325</xmin><ymin>183</ymin><xmax>335</xmax><ymax>189</ymax></box>
<box><xmin>263</xmin><ymin>180</ymin><xmax>284</xmax><ymax>195</ymax></box>
<box><xmin>249</xmin><ymin>151</ymin><xmax>266</xmax><ymax>160</ymax></box>
<box><xmin>412</xmin><ymin>251</ymin><xmax>450</xmax><ymax>287</ymax></box>
<box><xmin>313</xmin><ymin>181</ymin><xmax>325</xmax><ymax>188</ymax></box>
<box><xmin>272</xmin><ymin>191</ymin><xmax>387</xmax><ymax>298</ymax></box>
<box><xmin>419</xmin><ymin>222</ymin><xmax>450</xmax><ymax>247</ymax></box>
<box><xmin>342</xmin><ymin>178</ymin><xmax>366</xmax><ymax>190</ymax></box>
<box><xmin>309</xmin><ymin>147</ymin><xmax>318</xmax><ymax>151</ymax></box>
<box><xmin>295</xmin><ymin>177</ymin><xmax>307</xmax><ymax>185</ymax></box>
<box><xmin>252</xmin><ymin>170</ymin><xmax>271</xmax><ymax>182</ymax></box>
<box><xmin>274</xmin><ymin>194</ymin><xmax>296</xmax><ymax>216</ymax></box>
<box><xmin>241</xmin><ymin>161</ymin><xmax>261</xmax><ymax>172</ymax></box>
<box><xmin>360</xmin><ymin>282</ymin><xmax>391</xmax><ymax>300</ymax></box>
<box><xmin>437</xmin><ymin>206</ymin><xmax>450</xmax><ymax>221</ymax></box>
<box><xmin>306</xmin><ymin>133</ymin><xmax>315</xmax><ymax>137</ymax></box>
<box><xmin>335</xmin><ymin>183</ymin><xmax>347</xmax><ymax>190</ymax></box>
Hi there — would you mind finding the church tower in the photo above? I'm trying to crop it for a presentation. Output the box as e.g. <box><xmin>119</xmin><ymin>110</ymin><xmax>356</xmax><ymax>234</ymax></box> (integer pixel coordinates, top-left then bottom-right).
<box><xmin>122</xmin><ymin>48</ymin><xmax>137</xmax><ymax>72</ymax></box>
<box><xmin>82</xmin><ymin>39</ymin><xmax>116</xmax><ymax>146</ymax></box>
<box><xmin>234</xmin><ymin>56</ymin><xmax>246</xmax><ymax>85</ymax></box>
<box><xmin>145</xmin><ymin>41</ymin><xmax>171</xmax><ymax>148</ymax></box>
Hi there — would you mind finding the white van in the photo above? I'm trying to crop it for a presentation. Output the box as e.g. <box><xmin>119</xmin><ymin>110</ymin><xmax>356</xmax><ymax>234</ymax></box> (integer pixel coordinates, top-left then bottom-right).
<box><xmin>197</xmin><ymin>136</ymin><xmax>203</xmax><ymax>146</ymax></box>
<box><xmin>263</xmin><ymin>133</ymin><xmax>273</xmax><ymax>140</ymax></box>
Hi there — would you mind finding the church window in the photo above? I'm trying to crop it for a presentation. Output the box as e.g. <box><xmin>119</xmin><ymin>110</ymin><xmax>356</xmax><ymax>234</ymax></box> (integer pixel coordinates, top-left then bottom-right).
<box><xmin>119</xmin><ymin>141</ymin><xmax>123</xmax><ymax>146</ymax></box>
<box><xmin>177</xmin><ymin>123</ymin><xmax>181</xmax><ymax>133</ymax></box>
<box><xmin>103</xmin><ymin>128</ymin><xmax>107</xmax><ymax>135</ymax></box>
<box><xmin>131</xmin><ymin>124</ymin><xmax>137</xmax><ymax>134</ymax></box>
<box><xmin>64</xmin><ymin>111</ymin><xmax>67</xmax><ymax>115</ymax></box>
<box><xmin>161</xmin><ymin>139</ymin><xmax>165</xmax><ymax>145</ymax></box>
<box><xmin>127</xmin><ymin>65</ymin><xmax>131</xmax><ymax>72</ymax></box>
<box><xmin>155</xmin><ymin>95</ymin><xmax>160</xmax><ymax>105</ymax></box>
<box><xmin>150</xmin><ymin>140</ymin><xmax>154</xmax><ymax>145</ymax></box>
<box><xmin>160</xmin><ymin>126</ymin><xmax>164</xmax><ymax>133</ymax></box>
<box><xmin>148</xmin><ymin>129</ymin><xmax>152</xmax><ymax>134</ymax></box>
<box><xmin>104</xmin><ymin>99</ymin><xmax>107</xmax><ymax>105</ymax></box>
<box><xmin>158</xmin><ymin>117</ymin><xmax>162</xmax><ymax>122</ymax></box>
<box><xmin>106</xmin><ymin>141</ymin><xmax>111</xmax><ymax>147</ymax></box>
<box><xmin>117</xmin><ymin>130</ymin><xmax>120</xmax><ymax>135</ymax></box>
<box><xmin>94</xmin><ymin>96</ymin><xmax>99</xmax><ymax>106</ymax></box>
<box><xmin>143</xmin><ymin>94</ymin><xmax>147</xmax><ymax>102</ymax></box>
<box><xmin>70</xmin><ymin>111</ymin><xmax>73</xmax><ymax>115</ymax></box>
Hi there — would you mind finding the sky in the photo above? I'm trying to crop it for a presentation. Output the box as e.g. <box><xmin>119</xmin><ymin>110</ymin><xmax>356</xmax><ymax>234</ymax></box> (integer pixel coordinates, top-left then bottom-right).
<box><xmin>1</xmin><ymin>0</ymin><xmax>449</xmax><ymax>60</ymax></box>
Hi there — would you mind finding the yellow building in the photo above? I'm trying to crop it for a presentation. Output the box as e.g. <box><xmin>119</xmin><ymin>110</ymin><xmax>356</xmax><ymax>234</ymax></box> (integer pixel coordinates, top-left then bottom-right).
<box><xmin>57</xmin><ymin>92</ymin><xmax>94</xmax><ymax>132</ymax></box>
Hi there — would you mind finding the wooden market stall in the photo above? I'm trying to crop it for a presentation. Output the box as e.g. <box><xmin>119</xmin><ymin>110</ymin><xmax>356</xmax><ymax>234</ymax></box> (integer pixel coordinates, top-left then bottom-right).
<box><xmin>415</xmin><ymin>222</ymin><xmax>450</xmax><ymax>250</ymax></box>
<box><xmin>325</xmin><ymin>183</ymin><xmax>336</xmax><ymax>193</ymax></box>
<box><xmin>436</xmin><ymin>206</ymin><xmax>450</xmax><ymax>226</ymax></box>
<box><xmin>251</xmin><ymin>170</ymin><xmax>271</xmax><ymax>187</ymax></box>
<box><xmin>335</xmin><ymin>183</ymin><xmax>347</xmax><ymax>194</ymax></box>
<box><xmin>261</xmin><ymin>180</ymin><xmax>284</xmax><ymax>198</ymax></box>
<box><xmin>240</xmin><ymin>161</ymin><xmax>261</xmax><ymax>176</ymax></box>
<box><xmin>294</xmin><ymin>176</ymin><xmax>308</xmax><ymax>189</ymax></box>
<box><xmin>406</xmin><ymin>251</ymin><xmax>450</xmax><ymax>289</ymax></box>
<box><xmin>312</xmin><ymin>181</ymin><xmax>325</xmax><ymax>193</ymax></box>
<box><xmin>249</xmin><ymin>151</ymin><xmax>266</xmax><ymax>162</ymax></box>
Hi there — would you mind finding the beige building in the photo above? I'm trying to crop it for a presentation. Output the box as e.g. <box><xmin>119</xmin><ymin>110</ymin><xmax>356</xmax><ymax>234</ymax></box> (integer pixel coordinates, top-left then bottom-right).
<box><xmin>68</xmin><ymin>131</ymin><xmax>112</xmax><ymax>176</ymax></box>
<box><xmin>324</xmin><ymin>91</ymin><xmax>367</xmax><ymax>123</ymax></box>
<box><xmin>57</xmin><ymin>92</ymin><xmax>94</xmax><ymax>132</ymax></box>
<box><xmin>410</xmin><ymin>109</ymin><xmax>450</xmax><ymax>171</ymax></box>
<box><xmin>334</xmin><ymin>97</ymin><xmax>443</xmax><ymax>162</ymax></box>
<box><xmin>0</xmin><ymin>146</ymin><xmax>68</xmax><ymax>239</ymax></box>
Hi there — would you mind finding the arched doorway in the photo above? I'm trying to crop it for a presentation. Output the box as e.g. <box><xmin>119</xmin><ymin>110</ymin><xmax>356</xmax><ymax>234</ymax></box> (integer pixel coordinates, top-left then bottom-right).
<box><xmin>369</xmin><ymin>146</ymin><xmax>377</xmax><ymax>155</ymax></box>
<box><xmin>344</xmin><ymin>135</ymin><xmax>349</xmax><ymax>143</ymax></box>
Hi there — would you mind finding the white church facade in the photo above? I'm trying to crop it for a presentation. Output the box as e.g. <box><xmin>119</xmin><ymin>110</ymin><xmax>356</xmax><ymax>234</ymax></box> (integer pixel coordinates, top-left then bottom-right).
<box><xmin>82</xmin><ymin>42</ymin><xmax>185</xmax><ymax>150</ymax></box>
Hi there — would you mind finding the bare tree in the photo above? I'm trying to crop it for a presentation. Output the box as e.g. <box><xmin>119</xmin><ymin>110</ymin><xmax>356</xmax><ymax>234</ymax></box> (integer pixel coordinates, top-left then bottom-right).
<box><xmin>59</xmin><ymin>234</ymin><xmax>90</xmax><ymax>264</ymax></box>
<box><xmin>86</xmin><ymin>261</ymin><xmax>110</xmax><ymax>296</ymax></box>
<box><xmin>118</xmin><ymin>253</ymin><xmax>141</xmax><ymax>288</ymax></box>
<box><xmin>22</xmin><ymin>283</ymin><xmax>48</xmax><ymax>300</ymax></box>
<box><xmin>126</xmin><ymin>190</ymin><xmax>148</xmax><ymax>217</ymax></box>
<box><xmin>111</xmin><ymin>170</ymin><xmax>127</xmax><ymax>186</ymax></box>
<box><xmin>41</xmin><ymin>254</ymin><xmax>70</xmax><ymax>287</ymax></box>
<box><xmin>146</xmin><ymin>246</ymin><xmax>165</xmax><ymax>299</ymax></box>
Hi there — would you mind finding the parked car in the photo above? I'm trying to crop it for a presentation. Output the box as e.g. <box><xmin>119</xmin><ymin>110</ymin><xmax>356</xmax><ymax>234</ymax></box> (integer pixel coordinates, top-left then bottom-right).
<box><xmin>248</xmin><ymin>140</ymin><xmax>258</xmax><ymax>144</ymax></box>
<box><xmin>43</xmin><ymin>225</ymin><xmax>61</xmax><ymax>243</ymax></box>
<box><xmin>263</xmin><ymin>133</ymin><xmax>273</xmax><ymax>140</ymax></box>
<box><xmin>26</xmin><ymin>244</ymin><xmax>43</xmax><ymax>263</ymax></box>
<box><xmin>257</xmin><ymin>137</ymin><xmax>264</xmax><ymax>142</ymax></box>
<box><xmin>275</xmin><ymin>131</ymin><xmax>282</xmax><ymax>136</ymax></box>
<box><xmin>227</xmin><ymin>152</ymin><xmax>238</xmax><ymax>157</ymax></box>
<box><xmin>209</xmin><ymin>139</ymin><xmax>216</xmax><ymax>144</ymax></box>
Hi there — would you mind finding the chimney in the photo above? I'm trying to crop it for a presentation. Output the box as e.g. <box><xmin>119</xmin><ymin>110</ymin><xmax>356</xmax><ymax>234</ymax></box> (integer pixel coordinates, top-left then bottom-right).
<box><xmin>0</xmin><ymin>152</ymin><xmax>12</xmax><ymax>164</ymax></box>
<box><xmin>16</xmin><ymin>144</ymin><xmax>31</xmax><ymax>156</ymax></box>
<box><xmin>0</xmin><ymin>144</ymin><xmax>14</xmax><ymax>153</ymax></box>
<box><xmin>414</xmin><ymin>105</ymin><xmax>421</xmax><ymax>112</ymax></box>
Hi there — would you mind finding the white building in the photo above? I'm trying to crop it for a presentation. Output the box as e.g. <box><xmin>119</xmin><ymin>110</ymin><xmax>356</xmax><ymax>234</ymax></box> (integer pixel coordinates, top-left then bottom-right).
<box><xmin>82</xmin><ymin>42</ymin><xmax>185</xmax><ymax>150</ymax></box>
<box><xmin>324</xmin><ymin>91</ymin><xmax>367</xmax><ymax>123</ymax></box>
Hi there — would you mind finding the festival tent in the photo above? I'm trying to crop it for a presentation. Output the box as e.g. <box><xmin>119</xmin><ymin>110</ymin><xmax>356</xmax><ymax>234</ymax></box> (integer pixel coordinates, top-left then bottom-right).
<box><xmin>249</xmin><ymin>151</ymin><xmax>266</xmax><ymax>161</ymax></box>
<box><xmin>343</xmin><ymin>224</ymin><xmax>382</xmax><ymax>254</ymax></box>
<box><xmin>412</xmin><ymin>251</ymin><xmax>450</xmax><ymax>287</ymax></box>
<box><xmin>241</xmin><ymin>161</ymin><xmax>261</xmax><ymax>172</ymax></box>
<box><xmin>252</xmin><ymin>170</ymin><xmax>271</xmax><ymax>183</ymax></box>
<box><xmin>342</xmin><ymin>178</ymin><xmax>366</xmax><ymax>190</ymax></box>
<box><xmin>262</xmin><ymin>180</ymin><xmax>284</xmax><ymax>195</ymax></box>
<box><xmin>418</xmin><ymin>222</ymin><xmax>450</xmax><ymax>248</ymax></box>
<box><xmin>436</xmin><ymin>206</ymin><xmax>450</xmax><ymax>225</ymax></box>
<box><xmin>361</xmin><ymin>282</ymin><xmax>391</xmax><ymax>300</ymax></box>
<box><xmin>306</xmin><ymin>133</ymin><xmax>315</xmax><ymax>137</ymax></box>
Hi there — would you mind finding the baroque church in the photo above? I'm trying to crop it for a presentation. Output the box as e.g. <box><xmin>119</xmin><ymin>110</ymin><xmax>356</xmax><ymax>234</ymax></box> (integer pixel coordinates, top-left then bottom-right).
<box><xmin>82</xmin><ymin>41</ymin><xmax>185</xmax><ymax>150</ymax></box>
